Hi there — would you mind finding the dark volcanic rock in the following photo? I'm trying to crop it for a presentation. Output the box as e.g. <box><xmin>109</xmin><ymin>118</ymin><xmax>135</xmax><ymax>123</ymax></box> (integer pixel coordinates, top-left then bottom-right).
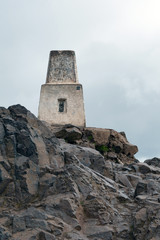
<box><xmin>0</xmin><ymin>104</ymin><xmax>159</xmax><ymax>240</ymax></box>
<box><xmin>145</xmin><ymin>157</ymin><xmax>160</xmax><ymax>168</ymax></box>
<box><xmin>0</xmin><ymin>104</ymin><xmax>63</xmax><ymax>202</ymax></box>
<box><xmin>55</xmin><ymin>125</ymin><xmax>82</xmax><ymax>143</ymax></box>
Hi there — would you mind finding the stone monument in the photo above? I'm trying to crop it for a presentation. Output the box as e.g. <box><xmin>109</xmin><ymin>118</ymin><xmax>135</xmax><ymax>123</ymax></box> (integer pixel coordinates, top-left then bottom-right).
<box><xmin>38</xmin><ymin>51</ymin><xmax>86</xmax><ymax>127</ymax></box>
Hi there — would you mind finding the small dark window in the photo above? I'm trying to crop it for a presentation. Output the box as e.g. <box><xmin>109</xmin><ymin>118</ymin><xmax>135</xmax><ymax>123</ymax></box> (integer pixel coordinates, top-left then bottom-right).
<box><xmin>58</xmin><ymin>99</ymin><xmax>67</xmax><ymax>113</ymax></box>
<box><xmin>59</xmin><ymin>101</ymin><xmax>64</xmax><ymax>112</ymax></box>
<box><xmin>76</xmin><ymin>86</ymin><xmax>81</xmax><ymax>90</ymax></box>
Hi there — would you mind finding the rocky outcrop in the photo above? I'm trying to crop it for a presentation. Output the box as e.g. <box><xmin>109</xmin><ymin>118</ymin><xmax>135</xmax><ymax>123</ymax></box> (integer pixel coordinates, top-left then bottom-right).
<box><xmin>53</xmin><ymin>125</ymin><xmax>138</xmax><ymax>164</ymax></box>
<box><xmin>144</xmin><ymin>157</ymin><xmax>160</xmax><ymax>168</ymax></box>
<box><xmin>0</xmin><ymin>104</ymin><xmax>160</xmax><ymax>240</ymax></box>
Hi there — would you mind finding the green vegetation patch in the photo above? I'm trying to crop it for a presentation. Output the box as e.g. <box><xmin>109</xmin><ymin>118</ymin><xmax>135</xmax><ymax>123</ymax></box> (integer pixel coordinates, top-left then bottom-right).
<box><xmin>87</xmin><ymin>135</ymin><xmax>94</xmax><ymax>142</ymax></box>
<box><xmin>95</xmin><ymin>145</ymin><xmax>109</xmax><ymax>154</ymax></box>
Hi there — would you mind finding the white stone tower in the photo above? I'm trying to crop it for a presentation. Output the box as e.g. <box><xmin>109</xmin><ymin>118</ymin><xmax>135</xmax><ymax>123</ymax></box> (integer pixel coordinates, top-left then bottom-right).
<box><xmin>38</xmin><ymin>50</ymin><xmax>86</xmax><ymax>127</ymax></box>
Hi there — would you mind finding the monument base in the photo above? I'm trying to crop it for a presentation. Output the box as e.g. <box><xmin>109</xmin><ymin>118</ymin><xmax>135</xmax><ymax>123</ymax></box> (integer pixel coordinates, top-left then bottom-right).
<box><xmin>38</xmin><ymin>84</ymin><xmax>86</xmax><ymax>127</ymax></box>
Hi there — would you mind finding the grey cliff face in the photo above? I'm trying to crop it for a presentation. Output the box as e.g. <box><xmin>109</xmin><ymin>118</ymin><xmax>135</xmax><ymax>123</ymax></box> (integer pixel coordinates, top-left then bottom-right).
<box><xmin>0</xmin><ymin>104</ymin><xmax>160</xmax><ymax>240</ymax></box>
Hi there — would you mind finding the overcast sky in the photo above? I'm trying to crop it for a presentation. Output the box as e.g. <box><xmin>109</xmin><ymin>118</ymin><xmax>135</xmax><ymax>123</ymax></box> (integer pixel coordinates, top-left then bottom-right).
<box><xmin>1</xmin><ymin>0</ymin><xmax>160</xmax><ymax>161</ymax></box>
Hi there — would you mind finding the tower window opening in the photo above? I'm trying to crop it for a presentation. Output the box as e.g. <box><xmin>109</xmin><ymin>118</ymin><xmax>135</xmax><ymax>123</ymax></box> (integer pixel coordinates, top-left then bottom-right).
<box><xmin>58</xmin><ymin>99</ymin><xmax>67</xmax><ymax>113</ymax></box>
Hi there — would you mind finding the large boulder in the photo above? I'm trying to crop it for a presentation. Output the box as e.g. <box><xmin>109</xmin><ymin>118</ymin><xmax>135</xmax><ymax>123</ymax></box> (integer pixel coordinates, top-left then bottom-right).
<box><xmin>145</xmin><ymin>157</ymin><xmax>160</xmax><ymax>168</ymax></box>
<box><xmin>83</xmin><ymin>128</ymin><xmax>138</xmax><ymax>164</ymax></box>
<box><xmin>55</xmin><ymin>125</ymin><xmax>82</xmax><ymax>143</ymax></box>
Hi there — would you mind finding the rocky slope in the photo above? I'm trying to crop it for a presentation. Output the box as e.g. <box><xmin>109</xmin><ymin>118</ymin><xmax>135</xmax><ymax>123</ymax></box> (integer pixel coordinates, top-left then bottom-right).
<box><xmin>0</xmin><ymin>104</ymin><xmax>160</xmax><ymax>240</ymax></box>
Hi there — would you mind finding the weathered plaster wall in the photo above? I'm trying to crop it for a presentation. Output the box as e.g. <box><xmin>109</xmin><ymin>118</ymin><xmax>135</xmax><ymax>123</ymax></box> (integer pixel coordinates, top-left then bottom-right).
<box><xmin>38</xmin><ymin>83</ymin><xmax>86</xmax><ymax>127</ymax></box>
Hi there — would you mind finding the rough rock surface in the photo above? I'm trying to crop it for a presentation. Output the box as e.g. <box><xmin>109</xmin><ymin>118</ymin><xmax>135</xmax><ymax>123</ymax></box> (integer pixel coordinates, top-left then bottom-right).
<box><xmin>0</xmin><ymin>104</ymin><xmax>160</xmax><ymax>240</ymax></box>
<box><xmin>52</xmin><ymin>125</ymin><xmax>138</xmax><ymax>164</ymax></box>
